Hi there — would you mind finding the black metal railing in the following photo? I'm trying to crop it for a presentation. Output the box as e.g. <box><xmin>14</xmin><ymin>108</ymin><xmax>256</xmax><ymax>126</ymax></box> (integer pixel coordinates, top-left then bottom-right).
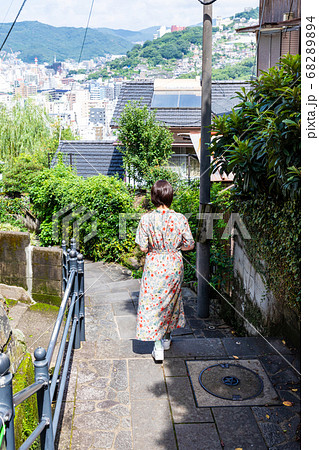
<box><xmin>0</xmin><ymin>238</ymin><xmax>85</xmax><ymax>449</ymax></box>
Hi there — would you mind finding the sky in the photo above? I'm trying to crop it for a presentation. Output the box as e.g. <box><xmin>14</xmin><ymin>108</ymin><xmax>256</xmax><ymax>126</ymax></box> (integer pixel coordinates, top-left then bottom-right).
<box><xmin>1</xmin><ymin>0</ymin><xmax>259</xmax><ymax>31</ymax></box>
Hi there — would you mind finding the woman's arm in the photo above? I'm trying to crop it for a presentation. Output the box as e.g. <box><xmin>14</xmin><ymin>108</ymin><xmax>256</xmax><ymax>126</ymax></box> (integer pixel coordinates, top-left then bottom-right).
<box><xmin>181</xmin><ymin>243</ymin><xmax>194</xmax><ymax>251</ymax></box>
<box><xmin>139</xmin><ymin>246</ymin><xmax>148</xmax><ymax>253</ymax></box>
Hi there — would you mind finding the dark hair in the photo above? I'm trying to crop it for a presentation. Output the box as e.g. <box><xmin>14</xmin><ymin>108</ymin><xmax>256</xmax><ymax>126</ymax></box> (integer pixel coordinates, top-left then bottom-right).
<box><xmin>151</xmin><ymin>180</ymin><xmax>173</xmax><ymax>207</ymax></box>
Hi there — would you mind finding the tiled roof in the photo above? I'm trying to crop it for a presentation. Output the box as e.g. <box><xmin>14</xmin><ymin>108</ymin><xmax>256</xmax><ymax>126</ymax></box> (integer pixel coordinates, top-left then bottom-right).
<box><xmin>112</xmin><ymin>80</ymin><xmax>153</xmax><ymax>125</ymax></box>
<box><xmin>111</xmin><ymin>80</ymin><xmax>251</xmax><ymax>128</ymax></box>
<box><xmin>52</xmin><ymin>141</ymin><xmax>124</xmax><ymax>179</ymax></box>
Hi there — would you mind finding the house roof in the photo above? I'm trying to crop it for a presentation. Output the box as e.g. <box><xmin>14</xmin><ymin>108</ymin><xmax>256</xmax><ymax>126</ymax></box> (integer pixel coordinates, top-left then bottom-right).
<box><xmin>52</xmin><ymin>141</ymin><xmax>124</xmax><ymax>179</ymax></box>
<box><xmin>237</xmin><ymin>17</ymin><xmax>301</xmax><ymax>33</ymax></box>
<box><xmin>111</xmin><ymin>80</ymin><xmax>251</xmax><ymax>128</ymax></box>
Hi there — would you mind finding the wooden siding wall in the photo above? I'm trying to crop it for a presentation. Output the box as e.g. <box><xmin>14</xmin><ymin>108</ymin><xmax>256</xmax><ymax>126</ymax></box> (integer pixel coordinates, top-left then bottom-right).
<box><xmin>257</xmin><ymin>28</ymin><xmax>300</xmax><ymax>75</ymax></box>
<box><xmin>260</xmin><ymin>0</ymin><xmax>301</xmax><ymax>24</ymax></box>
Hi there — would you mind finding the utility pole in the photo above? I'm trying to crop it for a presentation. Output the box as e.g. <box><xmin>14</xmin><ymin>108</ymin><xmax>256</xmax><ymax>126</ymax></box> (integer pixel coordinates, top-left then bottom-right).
<box><xmin>197</xmin><ymin>0</ymin><xmax>214</xmax><ymax>318</ymax></box>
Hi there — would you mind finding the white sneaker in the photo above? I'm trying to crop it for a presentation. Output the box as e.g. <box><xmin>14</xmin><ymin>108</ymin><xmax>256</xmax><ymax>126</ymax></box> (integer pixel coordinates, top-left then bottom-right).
<box><xmin>162</xmin><ymin>338</ymin><xmax>172</xmax><ymax>350</ymax></box>
<box><xmin>152</xmin><ymin>342</ymin><xmax>164</xmax><ymax>363</ymax></box>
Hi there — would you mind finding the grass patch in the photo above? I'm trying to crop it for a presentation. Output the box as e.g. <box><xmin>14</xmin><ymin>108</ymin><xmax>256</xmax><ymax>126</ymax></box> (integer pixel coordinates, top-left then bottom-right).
<box><xmin>29</xmin><ymin>303</ymin><xmax>60</xmax><ymax>314</ymax></box>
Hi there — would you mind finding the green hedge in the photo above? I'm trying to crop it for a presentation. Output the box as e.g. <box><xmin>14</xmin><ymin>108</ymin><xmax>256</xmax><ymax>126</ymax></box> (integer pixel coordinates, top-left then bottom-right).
<box><xmin>28</xmin><ymin>161</ymin><xmax>139</xmax><ymax>262</ymax></box>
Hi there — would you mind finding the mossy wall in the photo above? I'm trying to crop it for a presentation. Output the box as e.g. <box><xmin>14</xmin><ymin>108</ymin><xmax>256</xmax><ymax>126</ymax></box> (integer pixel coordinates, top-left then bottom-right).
<box><xmin>0</xmin><ymin>231</ymin><xmax>62</xmax><ymax>306</ymax></box>
<box><xmin>230</xmin><ymin>235</ymin><xmax>300</xmax><ymax>348</ymax></box>
<box><xmin>0</xmin><ymin>232</ymin><xmax>29</xmax><ymax>290</ymax></box>
<box><xmin>13</xmin><ymin>353</ymin><xmax>40</xmax><ymax>449</ymax></box>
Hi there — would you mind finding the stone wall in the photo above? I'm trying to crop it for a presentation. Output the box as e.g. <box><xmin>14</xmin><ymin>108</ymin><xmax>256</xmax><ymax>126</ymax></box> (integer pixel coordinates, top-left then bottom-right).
<box><xmin>0</xmin><ymin>231</ymin><xmax>62</xmax><ymax>305</ymax></box>
<box><xmin>231</xmin><ymin>234</ymin><xmax>300</xmax><ymax>347</ymax></box>
<box><xmin>0</xmin><ymin>232</ymin><xmax>30</xmax><ymax>290</ymax></box>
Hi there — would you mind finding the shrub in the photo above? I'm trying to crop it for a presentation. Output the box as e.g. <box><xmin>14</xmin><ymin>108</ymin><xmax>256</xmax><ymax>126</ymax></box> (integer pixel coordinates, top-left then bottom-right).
<box><xmin>29</xmin><ymin>162</ymin><xmax>139</xmax><ymax>262</ymax></box>
<box><xmin>2</xmin><ymin>153</ymin><xmax>46</xmax><ymax>195</ymax></box>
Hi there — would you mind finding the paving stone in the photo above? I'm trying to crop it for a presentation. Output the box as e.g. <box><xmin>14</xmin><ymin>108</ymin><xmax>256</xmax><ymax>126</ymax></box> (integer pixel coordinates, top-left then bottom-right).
<box><xmin>97</xmin><ymin>400</ymin><xmax>119</xmax><ymax>410</ymax></box>
<box><xmin>109</xmin><ymin>403</ymin><xmax>130</xmax><ymax>417</ymax></box>
<box><xmin>112</xmin><ymin>300</ymin><xmax>136</xmax><ymax>316</ymax></box>
<box><xmin>70</xmin><ymin>430</ymin><xmax>95</xmax><ymax>449</ymax></box>
<box><xmin>76</xmin><ymin>384</ymin><xmax>107</xmax><ymax>401</ymax></box>
<box><xmin>129</xmin><ymin>359</ymin><xmax>166</xmax><ymax>400</ymax></box>
<box><xmin>114</xmin><ymin>431</ymin><xmax>133</xmax><ymax>449</ymax></box>
<box><xmin>73</xmin><ymin>411</ymin><xmax>120</xmax><ymax>431</ymax></box>
<box><xmin>252</xmin><ymin>405</ymin><xmax>300</xmax><ymax>424</ymax></box>
<box><xmin>163</xmin><ymin>358</ymin><xmax>188</xmax><ymax>377</ymax></box>
<box><xmin>131</xmin><ymin>399</ymin><xmax>176</xmax><ymax>450</ymax></box>
<box><xmin>92</xmin><ymin>431</ymin><xmax>115</xmax><ymax>448</ymax></box>
<box><xmin>175</xmin><ymin>423</ymin><xmax>220</xmax><ymax>450</ymax></box>
<box><xmin>92</xmin><ymin>359</ymin><xmax>113</xmax><ymax>377</ymax></box>
<box><xmin>270</xmin><ymin>368</ymin><xmax>301</xmax><ymax>389</ymax></box>
<box><xmin>120</xmin><ymin>416</ymin><xmax>132</xmax><ymax>429</ymax></box>
<box><xmin>166</xmin><ymin>376</ymin><xmax>213</xmax><ymax>423</ymax></box>
<box><xmin>110</xmin><ymin>360</ymin><xmax>128</xmax><ymax>391</ymax></box>
<box><xmin>115</xmin><ymin>315</ymin><xmax>137</xmax><ymax>339</ymax></box>
<box><xmin>55</xmin><ymin>401</ymin><xmax>74</xmax><ymax>449</ymax></box>
<box><xmin>164</xmin><ymin>337</ymin><xmax>226</xmax><ymax>358</ymax></box>
<box><xmin>90</xmin><ymin>292</ymin><xmax>133</xmax><ymax>304</ymax></box>
<box><xmin>222</xmin><ymin>337</ymin><xmax>294</xmax><ymax>357</ymax></box>
<box><xmin>74</xmin><ymin>401</ymin><xmax>96</xmax><ymax>414</ymax></box>
<box><xmin>257</xmin><ymin>421</ymin><xmax>286</xmax><ymax>447</ymax></box>
<box><xmin>171</xmin><ymin>325</ymin><xmax>193</xmax><ymax>336</ymax></box>
<box><xmin>117</xmin><ymin>390</ymin><xmax>130</xmax><ymax>404</ymax></box>
<box><xmin>259</xmin><ymin>354</ymin><xmax>299</xmax><ymax>376</ymax></box>
<box><xmin>213</xmin><ymin>407</ymin><xmax>268</xmax><ymax>449</ymax></box>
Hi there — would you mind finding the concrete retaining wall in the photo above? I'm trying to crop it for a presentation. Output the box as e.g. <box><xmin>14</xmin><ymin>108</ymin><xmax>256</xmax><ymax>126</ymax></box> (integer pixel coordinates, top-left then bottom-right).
<box><xmin>232</xmin><ymin>234</ymin><xmax>300</xmax><ymax>347</ymax></box>
<box><xmin>0</xmin><ymin>231</ymin><xmax>62</xmax><ymax>305</ymax></box>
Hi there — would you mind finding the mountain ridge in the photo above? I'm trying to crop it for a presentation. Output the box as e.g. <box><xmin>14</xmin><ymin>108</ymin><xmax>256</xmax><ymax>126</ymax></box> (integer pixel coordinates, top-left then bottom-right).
<box><xmin>0</xmin><ymin>21</ymin><xmax>160</xmax><ymax>63</ymax></box>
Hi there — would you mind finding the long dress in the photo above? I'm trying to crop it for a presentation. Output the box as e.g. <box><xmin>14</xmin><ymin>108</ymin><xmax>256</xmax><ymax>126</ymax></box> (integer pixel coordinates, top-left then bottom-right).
<box><xmin>135</xmin><ymin>208</ymin><xmax>195</xmax><ymax>341</ymax></box>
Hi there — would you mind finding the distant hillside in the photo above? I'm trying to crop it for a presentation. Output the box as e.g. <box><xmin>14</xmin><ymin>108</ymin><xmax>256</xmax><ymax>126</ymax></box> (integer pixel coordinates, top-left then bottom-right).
<box><xmin>0</xmin><ymin>21</ymin><xmax>134</xmax><ymax>63</ymax></box>
<box><xmin>97</xmin><ymin>26</ymin><xmax>159</xmax><ymax>43</ymax></box>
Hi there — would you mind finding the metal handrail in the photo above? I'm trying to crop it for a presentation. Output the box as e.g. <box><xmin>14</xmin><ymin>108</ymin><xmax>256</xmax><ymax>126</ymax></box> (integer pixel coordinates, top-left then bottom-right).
<box><xmin>0</xmin><ymin>238</ymin><xmax>85</xmax><ymax>449</ymax></box>
<box><xmin>13</xmin><ymin>381</ymin><xmax>45</xmax><ymax>407</ymax></box>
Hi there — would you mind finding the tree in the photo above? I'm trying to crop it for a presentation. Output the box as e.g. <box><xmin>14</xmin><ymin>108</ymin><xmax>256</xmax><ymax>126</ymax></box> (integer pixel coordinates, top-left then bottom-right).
<box><xmin>211</xmin><ymin>54</ymin><xmax>301</xmax><ymax>201</ymax></box>
<box><xmin>116</xmin><ymin>101</ymin><xmax>174</xmax><ymax>184</ymax></box>
<box><xmin>0</xmin><ymin>99</ymin><xmax>51</xmax><ymax>164</ymax></box>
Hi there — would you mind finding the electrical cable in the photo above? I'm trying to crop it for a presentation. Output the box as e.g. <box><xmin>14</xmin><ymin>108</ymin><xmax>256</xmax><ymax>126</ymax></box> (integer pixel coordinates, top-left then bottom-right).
<box><xmin>0</xmin><ymin>0</ymin><xmax>27</xmax><ymax>52</ymax></box>
<box><xmin>77</xmin><ymin>0</ymin><xmax>95</xmax><ymax>64</ymax></box>
<box><xmin>0</xmin><ymin>0</ymin><xmax>16</xmax><ymax>34</ymax></box>
<box><xmin>56</xmin><ymin>0</ymin><xmax>95</xmax><ymax>154</ymax></box>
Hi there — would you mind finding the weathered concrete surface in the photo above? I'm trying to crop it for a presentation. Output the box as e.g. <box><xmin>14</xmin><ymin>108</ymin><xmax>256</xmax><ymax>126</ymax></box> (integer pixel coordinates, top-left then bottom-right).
<box><xmin>0</xmin><ymin>231</ymin><xmax>62</xmax><ymax>305</ymax></box>
<box><xmin>57</xmin><ymin>260</ymin><xmax>301</xmax><ymax>450</ymax></box>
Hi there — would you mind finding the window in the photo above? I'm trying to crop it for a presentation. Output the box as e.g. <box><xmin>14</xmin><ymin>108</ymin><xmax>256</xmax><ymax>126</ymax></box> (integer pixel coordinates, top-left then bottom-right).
<box><xmin>151</xmin><ymin>90</ymin><xmax>201</xmax><ymax>108</ymax></box>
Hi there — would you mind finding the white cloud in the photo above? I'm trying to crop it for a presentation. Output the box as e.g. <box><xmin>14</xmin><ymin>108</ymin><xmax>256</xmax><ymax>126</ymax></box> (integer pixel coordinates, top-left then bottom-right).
<box><xmin>1</xmin><ymin>0</ymin><xmax>259</xmax><ymax>30</ymax></box>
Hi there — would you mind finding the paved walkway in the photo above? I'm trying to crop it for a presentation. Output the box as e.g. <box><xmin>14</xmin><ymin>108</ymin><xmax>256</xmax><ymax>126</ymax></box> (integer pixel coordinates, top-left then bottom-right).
<box><xmin>57</xmin><ymin>261</ymin><xmax>301</xmax><ymax>449</ymax></box>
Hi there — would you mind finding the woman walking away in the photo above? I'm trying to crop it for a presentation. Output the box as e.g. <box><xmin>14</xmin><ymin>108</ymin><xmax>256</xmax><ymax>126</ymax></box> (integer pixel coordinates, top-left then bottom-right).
<box><xmin>135</xmin><ymin>180</ymin><xmax>195</xmax><ymax>363</ymax></box>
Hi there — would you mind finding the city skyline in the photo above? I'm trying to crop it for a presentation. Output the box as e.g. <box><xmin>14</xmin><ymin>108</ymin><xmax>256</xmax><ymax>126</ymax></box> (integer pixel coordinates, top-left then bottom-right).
<box><xmin>1</xmin><ymin>0</ymin><xmax>259</xmax><ymax>31</ymax></box>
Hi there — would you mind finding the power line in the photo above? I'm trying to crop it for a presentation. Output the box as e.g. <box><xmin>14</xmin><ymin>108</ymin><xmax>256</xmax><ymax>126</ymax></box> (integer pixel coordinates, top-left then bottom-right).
<box><xmin>0</xmin><ymin>0</ymin><xmax>27</xmax><ymax>52</ymax></box>
<box><xmin>77</xmin><ymin>0</ymin><xmax>95</xmax><ymax>64</ymax></box>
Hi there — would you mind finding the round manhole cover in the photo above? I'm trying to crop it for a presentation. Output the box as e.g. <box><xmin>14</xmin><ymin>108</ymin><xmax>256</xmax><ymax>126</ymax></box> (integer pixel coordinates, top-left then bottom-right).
<box><xmin>199</xmin><ymin>363</ymin><xmax>264</xmax><ymax>401</ymax></box>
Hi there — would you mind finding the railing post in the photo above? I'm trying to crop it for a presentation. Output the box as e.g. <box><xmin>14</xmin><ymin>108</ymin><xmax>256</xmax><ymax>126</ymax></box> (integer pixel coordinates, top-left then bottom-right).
<box><xmin>0</xmin><ymin>353</ymin><xmax>15</xmax><ymax>449</ymax></box>
<box><xmin>62</xmin><ymin>240</ymin><xmax>67</xmax><ymax>292</ymax></box>
<box><xmin>70</xmin><ymin>237</ymin><xmax>77</xmax><ymax>251</ymax></box>
<box><xmin>69</xmin><ymin>249</ymin><xmax>80</xmax><ymax>350</ymax></box>
<box><xmin>34</xmin><ymin>348</ymin><xmax>54</xmax><ymax>450</ymax></box>
<box><xmin>77</xmin><ymin>253</ymin><xmax>85</xmax><ymax>343</ymax></box>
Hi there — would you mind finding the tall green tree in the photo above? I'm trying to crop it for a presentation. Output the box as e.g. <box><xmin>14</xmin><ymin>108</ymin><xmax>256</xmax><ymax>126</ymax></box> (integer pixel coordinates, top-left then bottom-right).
<box><xmin>116</xmin><ymin>101</ymin><xmax>174</xmax><ymax>183</ymax></box>
<box><xmin>0</xmin><ymin>99</ymin><xmax>52</xmax><ymax>164</ymax></box>
<box><xmin>211</xmin><ymin>54</ymin><xmax>301</xmax><ymax>201</ymax></box>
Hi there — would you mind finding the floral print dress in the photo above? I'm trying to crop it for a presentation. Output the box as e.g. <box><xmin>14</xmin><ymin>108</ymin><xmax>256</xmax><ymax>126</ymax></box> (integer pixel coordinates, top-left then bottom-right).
<box><xmin>135</xmin><ymin>209</ymin><xmax>195</xmax><ymax>341</ymax></box>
